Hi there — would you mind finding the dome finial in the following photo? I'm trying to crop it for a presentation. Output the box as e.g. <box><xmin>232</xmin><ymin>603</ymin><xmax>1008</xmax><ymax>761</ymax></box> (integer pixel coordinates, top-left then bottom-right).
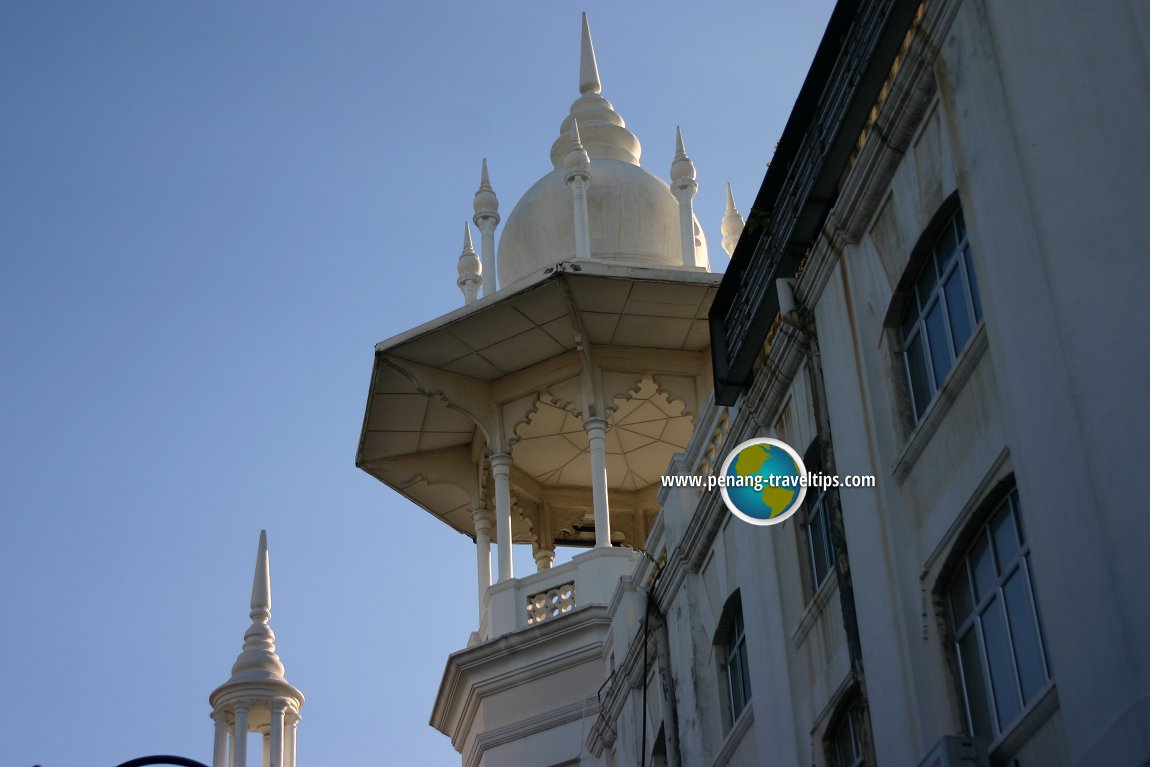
<box><xmin>579</xmin><ymin>12</ymin><xmax>601</xmax><ymax>96</ymax></box>
<box><xmin>550</xmin><ymin>14</ymin><xmax>641</xmax><ymax>167</ymax></box>
<box><xmin>671</xmin><ymin>126</ymin><xmax>696</xmax><ymax>184</ymax></box>
<box><xmin>457</xmin><ymin>222</ymin><xmax>482</xmax><ymax>305</ymax></box>
<box><xmin>228</xmin><ymin>529</ymin><xmax>286</xmax><ymax>681</ymax></box>
<box><xmin>721</xmin><ymin>182</ymin><xmax>746</xmax><ymax>258</ymax></box>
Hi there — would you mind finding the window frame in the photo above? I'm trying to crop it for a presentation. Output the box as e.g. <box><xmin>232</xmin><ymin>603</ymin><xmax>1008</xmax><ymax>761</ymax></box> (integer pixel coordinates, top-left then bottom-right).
<box><xmin>804</xmin><ymin>483</ymin><xmax>835</xmax><ymax>592</ymax></box>
<box><xmin>947</xmin><ymin>488</ymin><xmax>1051</xmax><ymax>742</ymax></box>
<box><xmin>714</xmin><ymin>592</ymin><xmax>752</xmax><ymax>727</ymax></box>
<box><xmin>887</xmin><ymin>197</ymin><xmax>983</xmax><ymax>423</ymax></box>
<box><xmin>826</xmin><ymin>695</ymin><xmax>866</xmax><ymax>767</ymax></box>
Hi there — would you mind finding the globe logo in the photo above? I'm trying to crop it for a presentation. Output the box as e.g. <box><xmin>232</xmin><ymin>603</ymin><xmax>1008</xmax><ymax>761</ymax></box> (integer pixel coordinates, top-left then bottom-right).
<box><xmin>719</xmin><ymin>438</ymin><xmax>808</xmax><ymax>526</ymax></box>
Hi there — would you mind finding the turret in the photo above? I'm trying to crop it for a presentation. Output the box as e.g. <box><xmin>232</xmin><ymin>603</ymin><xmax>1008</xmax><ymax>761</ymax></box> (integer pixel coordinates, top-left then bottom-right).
<box><xmin>209</xmin><ymin>532</ymin><xmax>303</xmax><ymax>767</ymax></box>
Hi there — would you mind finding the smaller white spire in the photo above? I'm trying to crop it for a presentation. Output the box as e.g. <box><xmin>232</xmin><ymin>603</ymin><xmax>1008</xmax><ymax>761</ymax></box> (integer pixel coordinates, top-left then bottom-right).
<box><xmin>721</xmin><ymin>183</ymin><xmax>746</xmax><ymax>258</ymax></box>
<box><xmin>670</xmin><ymin>126</ymin><xmax>697</xmax><ymax>185</ymax></box>
<box><xmin>565</xmin><ymin>119</ymin><xmax>593</xmax><ymax>262</ymax></box>
<box><xmin>457</xmin><ymin>222</ymin><xmax>482</xmax><ymax>305</ymax></box>
<box><xmin>670</xmin><ymin>127</ymin><xmax>700</xmax><ymax>268</ymax></box>
<box><xmin>564</xmin><ymin>118</ymin><xmax>591</xmax><ymax>178</ymax></box>
<box><xmin>473</xmin><ymin>158</ymin><xmax>500</xmax><ymax>296</ymax></box>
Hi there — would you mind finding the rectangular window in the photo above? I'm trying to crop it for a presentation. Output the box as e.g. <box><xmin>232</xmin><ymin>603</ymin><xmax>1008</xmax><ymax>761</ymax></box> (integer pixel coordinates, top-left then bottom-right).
<box><xmin>829</xmin><ymin>696</ymin><xmax>866</xmax><ymax>767</ymax></box>
<box><xmin>901</xmin><ymin>208</ymin><xmax>982</xmax><ymax>421</ymax></box>
<box><xmin>948</xmin><ymin>489</ymin><xmax>1050</xmax><ymax>741</ymax></box>
<box><xmin>806</xmin><ymin>487</ymin><xmax>834</xmax><ymax>590</ymax></box>
<box><xmin>724</xmin><ymin>606</ymin><xmax>751</xmax><ymax>723</ymax></box>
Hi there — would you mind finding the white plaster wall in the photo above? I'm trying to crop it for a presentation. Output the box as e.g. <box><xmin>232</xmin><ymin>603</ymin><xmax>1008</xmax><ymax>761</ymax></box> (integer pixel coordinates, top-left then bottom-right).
<box><xmin>938</xmin><ymin>1</ymin><xmax>1150</xmax><ymax>762</ymax></box>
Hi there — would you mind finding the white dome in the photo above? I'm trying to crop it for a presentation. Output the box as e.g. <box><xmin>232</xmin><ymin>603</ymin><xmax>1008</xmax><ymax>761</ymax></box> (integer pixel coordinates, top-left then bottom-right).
<box><xmin>498</xmin><ymin>158</ymin><xmax>707</xmax><ymax>288</ymax></box>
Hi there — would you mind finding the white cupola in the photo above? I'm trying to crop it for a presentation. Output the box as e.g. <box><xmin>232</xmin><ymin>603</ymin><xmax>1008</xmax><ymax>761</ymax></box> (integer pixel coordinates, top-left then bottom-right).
<box><xmin>494</xmin><ymin>13</ymin><xmax>709</xmax><ymax>290</ymax></box>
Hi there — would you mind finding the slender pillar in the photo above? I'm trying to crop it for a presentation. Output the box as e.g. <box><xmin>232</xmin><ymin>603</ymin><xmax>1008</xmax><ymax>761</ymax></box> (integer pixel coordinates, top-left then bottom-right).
<box><xmin>261</xmin><ymin>731</ymin><xmax>270</xmax><ymax>767</ymax></box>
<box><xmin>491</xmin><ymin>453</ymin><xmax>514</xmax><ymax>581</ymax></box>
<box><xmin>533</xmin><ymin>546</ymin><xmax>556</xmax><ymax>571</ymax></box>
<box><xmin>211</xmin><ymin>711</ymin><xmax>229</xmax><ymax>767</ymax></box>
<box><xmin>285</xmin><ymin>713</ymin><xmax>299</xmax><ymax>767</ymax></box>
<box><xmin>565</xmin><ymin>119</ymin><xmax>592</xmax><ymax>261</ymax></box>
<box><xmin>671</xmin><ymin>127</ymin><xmax>699</xmax><ymax>267</ymax></box>
<box><xmin>473</xmin><ymin>159</ymin><xmax>500</xmax><ymax>296</ymax></box>
<box><xmin>472</xmin><ymin>506</ymin><xmax>494</xmax><ymax>608</ymax></box>
<box><xmin>584</xmin><ymin>417</ymin><xmax>612</xmax><ymax>547</ymax></box>
<box><xmin>269</xmin><ymin>703</ymin><xmax>285</xmax><ymax>767</ymax></box>
<box><xmin>232</xmin><ymin>703</ymin><xmax>249</xmax><ymax>767</ymax></box>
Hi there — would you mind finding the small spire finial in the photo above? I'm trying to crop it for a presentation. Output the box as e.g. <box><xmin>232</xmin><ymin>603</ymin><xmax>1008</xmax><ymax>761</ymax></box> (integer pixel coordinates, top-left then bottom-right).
<box><xmin>473</xmin><ymin>158</ymin><xmax>499</xmax><ymax>219</ymax></box>
<box><xmin>671</xmin><ymin>126</ymin><xmax>697</xmax><ymax>185</ymax></box>
<box><xmin>458</xmin><ymin>221</ymin><xmax>482</xmax><ymax>305</ymax></box>
<box><xmin>565</xmin><ymin>118</ymin><xmax>591</xmax><ymax>179</ymax></box>
<box><xmin>579</xmin><ymin>12</ymin><xmax>602</xmax><ymax>96</ymax></box>
<box><xmin>721</xmin><ymin>182</ymin><xmax>746</xmax><ymax>258</ymax></box>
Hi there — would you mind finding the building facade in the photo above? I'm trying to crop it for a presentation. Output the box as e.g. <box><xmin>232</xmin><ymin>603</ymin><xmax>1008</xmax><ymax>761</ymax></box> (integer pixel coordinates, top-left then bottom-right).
<box><xmin>356</xmin><ymin>1</ymin><xmax>1150</xmax><ymax>766</ymax></box>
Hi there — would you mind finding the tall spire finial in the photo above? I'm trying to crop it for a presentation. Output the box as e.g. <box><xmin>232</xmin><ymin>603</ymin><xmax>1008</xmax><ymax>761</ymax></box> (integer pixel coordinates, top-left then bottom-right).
<box><xmin>231</xmin><ymin>529</ymin><xmax>283</xmax><ymax>679</ymax></box>
<box><xmin>579</xmin><ymin>12</ymin><xmax>601</xmax><ymax>96</ymax></box>
<box><xmin>721</xmin><ymin>182</ymin><xmax>746</xmax><ymax>258</ymax></box>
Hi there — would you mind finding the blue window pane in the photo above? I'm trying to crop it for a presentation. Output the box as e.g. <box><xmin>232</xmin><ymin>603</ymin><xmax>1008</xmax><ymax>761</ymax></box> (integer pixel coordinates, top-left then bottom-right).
<box><xmin>934</xmin><ymin>220</ymin><xmax>958</xmax><ymax>274</ymax></box>
<box><xmin>925</xmin><ymin>301</ymin><xmax>953</xmax><ymax>386</ymax></box>
<box><xmin>991</xmin><ymin>506</ymin><xmax>1020</xmax><ymax>572</ymax></box>
<box><xmin>982</xmin><ymin>599</ymin><xmax>1022</xmax><ymax>730</ymax></box>
<box><xmin>944</xmin><ymin>269</ymin><xmax>973</xmax><ymax>353</ymax></box>
<box><xmin>916</xmin><ymin>258</ymin><xmax>938</xmax><ymax>308</ymax></box>
<box><xmin>951</xmin><ymin>562</ymin><xmax>975</xmax><ymax>625</ymax></box>
<box><xmin>905</xmin><ymin>331</ymin><xmax>932</xmax><ymax>419</ymax></box>
<box><xmin>970</xmin><ymin>532</ymin><xmax>996</xmax><ymax>601</ymax></box>
<box><xmin>808</xmin><ymin>495</ymin><xmax>833</xmax><ymax>587</ymax></box>
<box><xmin>958</xmin><ymin>628</ymin><xmax>994</xmax><ymax>738</ymax></box>
<box><xmin>1004</xmin><ymin>568</ymin><xmax>1047</xmax><ymax>702</ymax></box>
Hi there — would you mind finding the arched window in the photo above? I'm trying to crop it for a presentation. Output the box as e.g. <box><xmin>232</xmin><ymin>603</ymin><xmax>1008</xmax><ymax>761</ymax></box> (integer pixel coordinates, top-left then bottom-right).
<box><xmin>826</xmin><ymin>694</ymin><xmax>866</xmax><ymax>767</ymax></box>
<box><xmin>894</xmin><ymin>199</ymin><xmax>983</xmax><ymax>421</ymax></box>
<box><xmin>947</xmin><ymin>486</ymin><xmax>1050</xmax><ymax>740</ymax></box>
<box><xmin>713</xmin><ymin>590</ymin><xmax>751</xmax><ymax>725</ymax></box>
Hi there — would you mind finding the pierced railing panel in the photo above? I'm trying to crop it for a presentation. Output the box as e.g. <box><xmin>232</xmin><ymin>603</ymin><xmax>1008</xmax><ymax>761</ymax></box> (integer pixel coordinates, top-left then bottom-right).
<box><xmin>526</xmin><ymin>581</ymin><xmax>575</xmax><ymax>625</ymax></box>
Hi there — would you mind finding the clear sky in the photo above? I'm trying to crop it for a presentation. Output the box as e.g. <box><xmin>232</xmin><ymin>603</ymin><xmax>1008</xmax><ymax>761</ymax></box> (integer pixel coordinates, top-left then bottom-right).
<box><xmin>0</xmin><ymin>2</ymin><xmax>835</xmax><ymax>765</ymax></box>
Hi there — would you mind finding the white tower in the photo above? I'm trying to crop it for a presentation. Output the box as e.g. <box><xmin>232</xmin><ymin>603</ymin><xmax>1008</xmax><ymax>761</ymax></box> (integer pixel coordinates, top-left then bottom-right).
<box><xmin>209</xmin><ymin>531</ymin><xmax>303</xmax><ymax>767</ymax></box>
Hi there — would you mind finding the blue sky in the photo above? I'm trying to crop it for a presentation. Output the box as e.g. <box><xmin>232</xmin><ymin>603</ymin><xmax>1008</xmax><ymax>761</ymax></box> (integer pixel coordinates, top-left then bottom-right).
<box><xmin>0</xmin><ymin>2</ymin><xmax>834</xmax><ymax>765</ymax></box>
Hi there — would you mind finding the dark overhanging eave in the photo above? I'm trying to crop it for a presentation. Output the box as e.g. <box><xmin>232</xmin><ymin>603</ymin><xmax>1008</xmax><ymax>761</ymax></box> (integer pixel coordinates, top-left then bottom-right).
<box><xmin>709</xmin><ymin>0</ymin><xmax>921</xmax><ymax>405</ymax></box>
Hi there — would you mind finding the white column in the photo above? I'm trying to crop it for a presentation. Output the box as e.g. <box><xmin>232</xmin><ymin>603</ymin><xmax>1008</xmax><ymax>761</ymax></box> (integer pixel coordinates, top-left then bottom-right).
<box><xmin>269</xmin><ymin>703</ymin><xmax>285</xmax><ymax>767</ymax></box>
<box><xmin>671</xmin><ymin>128</ymin><xmax>699</xmax><ymax>267</ymax></box>
<box><xmin>261</xmin><ymin>731</ymin><xmax>270</xmax><ymax>767</ymax></box>
<box><xmin>491</xmin><ymin>453</ymin><xmax>514</xmax><ymax>581</ymax></box>
<box><xmin>285</xmin><ymin>713</ymin><xmax>299</xmax><ymax>767</ymax></box>
<box><xmin>232</xmin><ymin>703</ymin><xmax>249</xmax><ymax>767</ymax></box>
<box><xmin>570</xmin><ymin>176</ymin><xmax>591</xmax><ymax>261</ymax></box>
<box><xmin>477</xmin><ymin>218</ymin><xmax>498</xmax><ymax>295</ymax></box>
<box><xmin>584</xmin><ymin>417</ymin><xmax>612</xmax><ymax>547</ymax></box>
<box><xmin>676</xmin><ymin>194</ymin><xmax>697</xmax><ymax>267</ymax></box>
<box><xmin>212</xmin><ymin>711</ymin><xmax>229</xmax><ymax>767</ymax></box>
<box><xmin>472</xmin><ymin>506</ymin><xmax>494</xmax><ymax>608</ymax></box>
<box><xmin>533</xmin><ymin>546</ymin><xmax>555</xmax><ymax>571</ymax></box>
